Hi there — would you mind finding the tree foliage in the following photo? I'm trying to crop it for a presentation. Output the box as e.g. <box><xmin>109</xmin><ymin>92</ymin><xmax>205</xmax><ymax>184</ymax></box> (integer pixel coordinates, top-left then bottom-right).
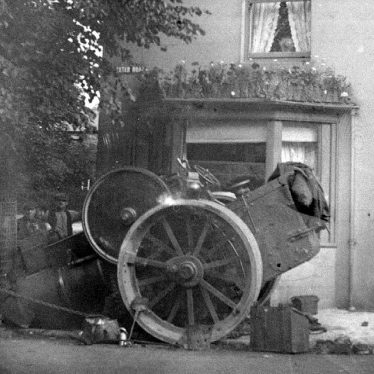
<box><xmin>0</xmin><ymin>0</ymin><xmax>207</xmax><ymax>201</ymax></box>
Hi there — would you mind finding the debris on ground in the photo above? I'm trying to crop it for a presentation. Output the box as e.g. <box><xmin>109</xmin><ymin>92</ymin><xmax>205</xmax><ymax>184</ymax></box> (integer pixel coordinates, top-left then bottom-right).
<box><xmin>3</xmin><ymin>308</ymin><xmax>374</xmax><ymax>355</ymax></box>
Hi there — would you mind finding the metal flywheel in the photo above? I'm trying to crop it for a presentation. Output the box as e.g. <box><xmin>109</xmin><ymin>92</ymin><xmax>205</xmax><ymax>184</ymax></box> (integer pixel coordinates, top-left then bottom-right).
<box><xmin>83</xmin><ymin>167</ymin><xmax>170</xmax><ymax>263</ymax></box>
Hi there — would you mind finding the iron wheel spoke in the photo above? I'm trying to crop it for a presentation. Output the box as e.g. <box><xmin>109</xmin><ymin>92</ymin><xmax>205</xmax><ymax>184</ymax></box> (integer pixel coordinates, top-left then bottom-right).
<box><xmin>145</xmin><ymin>233</ymin><xmax>175</xmax><ymax>256</ymax></box>
<box><xmin>186</xmin><ymin>288</ymin><xmax>195</xmax><ymax>326</ymax></box>
<box><xmin>200</xmin><ymin>286</ymin><xmax>219</xmax><ymax>324</ymax></box>
<box><xmin>167</xmin><ymin>294</ymin><xmax>182</xmax><ymax>323</ymax></box>
<box><xmin>161</xmin><ymin>217</ymin><xmax>184</xmax><ymax>256</ymax></box>
<box><xmin>206</xmin><ymin>271</ymin><xmax>245</xmax><ymax>291</ymax></box>
<box><xmin>148</xmin><ymin>283</ymin><xmax>176</xmax><ymax>309</ymax></box>
<box><xmin>207</xmin><ymin>236</ymin><xmax>235</xmax><ymax>257</ymax></box>
<box><xmin>126</xmin><ymin>253</ymin><xmax>168</xmax><ymax>269</ymax></box>
<box><xmin>138</xmin><ymin>275</ymin><xmax>166</xmax><ymax>287</ymax></box>
<box><xmin>192</xmin><ymin>221</ymin><xmax>210</xmax><ymax>257</ymax></box>
<box><xmin>200</xmin><ymin>279</ymin><xmax>237</xmax><ymax>310</ymax></box>
<box><xmin>186</xmin><ymin>215</ymin><xmax>194</xmax><ymax>250</ymax></box>
<box><xmin>203</xmin><ymin>256</ymin><xmax>239</xmax><ymax>271</ymax></box>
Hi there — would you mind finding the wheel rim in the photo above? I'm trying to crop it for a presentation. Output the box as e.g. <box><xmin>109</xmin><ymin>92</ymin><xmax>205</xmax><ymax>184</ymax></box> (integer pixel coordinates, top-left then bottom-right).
<box><xmin>82</xmin><ymin>167</ymin><xmax>170</xmax><ymax>263</ymax></box>
<box><xmin>117</xmin><ymin>199</ymin><xmax>263</xmax><ymax>345</ymax></box>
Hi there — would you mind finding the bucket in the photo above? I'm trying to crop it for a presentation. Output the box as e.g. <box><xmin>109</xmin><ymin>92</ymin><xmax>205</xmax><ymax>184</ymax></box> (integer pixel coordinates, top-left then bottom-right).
<box><xmin>290</xmin><ymin>295</ymin><xmax>319</xmax><ymax>315</ymax></box>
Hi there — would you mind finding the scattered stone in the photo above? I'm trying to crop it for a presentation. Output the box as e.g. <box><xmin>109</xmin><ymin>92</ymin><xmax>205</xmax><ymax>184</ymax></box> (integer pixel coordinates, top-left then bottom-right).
<box><xmin>361</xmin><ymin>321</ymin><xmax>369</xmax><ymax>327</ymax></box>
<box><xmin>225</xmin><ymin>318</ymin><xmax>251</xmax><ymax>339</ymax></box>
<box><xmin>213</xmin><ymin>338</ymin><xmax>250</xmax><ymax>351</ymax></box>
<box><xmin>333</xmin><ymin>336</ymin><xmax>353</xmax><ymax>354</ymax></box>
<box><xmin>314</xmin><ymin>339</ymin><xmax>336</xmax><ymax>354</ymax></box>
<box><xmin>352</xmin><ymin>343</ymin><xmax>373</xmax><ymax>355</ymax></box>
<box><xmin>314</xmin><ymin>336</ymin><xmax>355</xmax><ymax>355</ymax></box>
<box><xmin>0</xmin><ymin>327</ymin><xmax>14</xmax><ymax>339</ymax></box>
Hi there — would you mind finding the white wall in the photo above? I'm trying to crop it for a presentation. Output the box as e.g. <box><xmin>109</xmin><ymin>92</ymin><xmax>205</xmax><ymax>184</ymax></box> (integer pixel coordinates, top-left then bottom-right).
<box><xmin>312</xmin><ymin>0</ymin><xmax>374</xmax><ymax>310</ymax></box>
<box><xmin>271</xmin><ymin>248</ymin><xmax>336</xmax><ymax>309</ymax></box>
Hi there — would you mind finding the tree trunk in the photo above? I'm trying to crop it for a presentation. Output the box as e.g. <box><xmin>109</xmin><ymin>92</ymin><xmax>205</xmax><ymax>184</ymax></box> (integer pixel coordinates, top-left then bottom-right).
<box><xmin>0</xmin><ymin>134</ymin><xmax>17</xmax><ymax>289</ymax></box>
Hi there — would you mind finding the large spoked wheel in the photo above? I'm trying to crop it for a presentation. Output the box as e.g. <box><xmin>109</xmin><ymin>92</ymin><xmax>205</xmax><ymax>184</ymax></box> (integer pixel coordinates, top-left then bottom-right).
<box><xmin>117</xmin><ymin>199</ymin><xmax>263</xmax><ymax>345</ymax></box>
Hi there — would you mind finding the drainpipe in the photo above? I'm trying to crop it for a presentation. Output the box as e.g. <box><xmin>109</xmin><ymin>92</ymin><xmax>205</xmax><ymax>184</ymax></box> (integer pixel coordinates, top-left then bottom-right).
<box><xmin>239</xmin><ymin>0</ymin><xmax>246</xmax><ymax>63</ymax></box>
<box><xmin>348</xmin><ymin>109</ymin><xmax>358</xmax><ymax>310</ymax></box>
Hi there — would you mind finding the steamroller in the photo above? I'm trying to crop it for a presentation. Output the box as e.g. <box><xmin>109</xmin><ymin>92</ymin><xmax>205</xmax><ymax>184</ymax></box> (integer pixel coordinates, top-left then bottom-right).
<box><xmin>82</xmin><ymin>162</ymin><xmax>329</xmax><ymax>347</ymax></box>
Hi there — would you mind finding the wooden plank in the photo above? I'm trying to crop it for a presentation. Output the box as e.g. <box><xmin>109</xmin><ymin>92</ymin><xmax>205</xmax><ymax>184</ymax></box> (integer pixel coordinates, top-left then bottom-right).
<box><xmin>266</xmin><ymin>120</ymin><xmax>283</xmax><ymax>180</ymax></box>
<box><xmin>169</xmin><ymin>119</ymin><xmax>186</xmax><ymax>174</ymax></box>
<box><xmin>334</xmin><ymin>113</ymin><xmax>352</xmax><ymax>308</ymax></box>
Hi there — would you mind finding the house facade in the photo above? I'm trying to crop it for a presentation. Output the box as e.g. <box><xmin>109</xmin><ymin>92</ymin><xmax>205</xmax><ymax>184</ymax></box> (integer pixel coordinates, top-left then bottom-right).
<box><xmin>99</xmin><ymin>0</ymin><xmax>374</xmax><ymax>310</ymax></box>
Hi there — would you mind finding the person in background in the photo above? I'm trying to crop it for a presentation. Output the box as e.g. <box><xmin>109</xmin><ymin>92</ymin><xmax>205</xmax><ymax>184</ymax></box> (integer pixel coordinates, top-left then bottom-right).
<box><xmin>17</xmin><ymin>202</ymin><xmax>39</xmax><ymax>240</ymax></box>
<box><xmin>48</xmin><ymin>193</ymin><xmax>81</xmax><ymax>241</ymax></box>
<box><xmin>35</xmin><ymin>204</ymin><xmax>51</xmax><ymax>233</ymax></box>
<box><xmin>279</xmin><ymin>37</ymin><xmax>295</xmax><ymax>52</ymax></box>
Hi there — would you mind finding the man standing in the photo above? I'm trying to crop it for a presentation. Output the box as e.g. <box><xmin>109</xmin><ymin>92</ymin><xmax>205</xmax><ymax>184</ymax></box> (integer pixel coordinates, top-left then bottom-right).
<box><xmin>48</xmin><ymin>193</ymin><xmax>81</xmax><ymax>241</ymax></box>
<box><xmin>35</xmin><ymin>204</ymin><xmax>51</xmax><ymax>233</ymax></box>
<box><xmin>17</xmin><ymin>202</ymin><xmax>39</xmax><ymax>240</ymax></box>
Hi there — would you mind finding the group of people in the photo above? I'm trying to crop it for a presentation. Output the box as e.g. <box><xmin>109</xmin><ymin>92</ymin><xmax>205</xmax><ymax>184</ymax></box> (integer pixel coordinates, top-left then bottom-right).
<box><xmin>17</xmin><ymin>193</ymin><xmax>81</xmax><ymax>243</ymax></box>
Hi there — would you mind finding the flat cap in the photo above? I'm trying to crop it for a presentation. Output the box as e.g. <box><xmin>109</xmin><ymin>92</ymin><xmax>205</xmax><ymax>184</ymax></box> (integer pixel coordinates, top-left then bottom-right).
<box><xmin>23</xmin><ymin>201</ymin><xmax>37</xmax><ymax>211</ymax></box>
<box><xmin>55</xmin><ymin>192</ymin><xmax>68</xmax><ymax>201</ymax></box>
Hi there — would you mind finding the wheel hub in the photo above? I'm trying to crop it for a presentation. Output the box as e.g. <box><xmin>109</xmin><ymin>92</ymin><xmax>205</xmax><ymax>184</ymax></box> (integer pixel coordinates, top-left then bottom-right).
<box><xmin>120</xmin><ymin>207</ymin><xmax>137</xmax><ymax>225</ymax></box>
<box><xmin>167</xmin><ymin>255</ymin><xmax>204</xmax><ymax>287</ymax></box>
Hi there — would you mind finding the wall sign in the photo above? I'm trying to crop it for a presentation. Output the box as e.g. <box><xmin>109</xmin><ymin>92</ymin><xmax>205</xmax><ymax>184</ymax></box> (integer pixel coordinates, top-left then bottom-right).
<box><xmin>116</xmin><ymin>65</ymin><xmax>145</xmax><ymax>74</ymax></box>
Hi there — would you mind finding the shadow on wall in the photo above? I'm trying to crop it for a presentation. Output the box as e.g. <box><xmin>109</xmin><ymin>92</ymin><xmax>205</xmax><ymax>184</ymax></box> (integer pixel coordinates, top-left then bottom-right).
<box><xmin>270</xmin><ymin>249</ymin><xmax>336</xmax><ymax>309</ymax></box>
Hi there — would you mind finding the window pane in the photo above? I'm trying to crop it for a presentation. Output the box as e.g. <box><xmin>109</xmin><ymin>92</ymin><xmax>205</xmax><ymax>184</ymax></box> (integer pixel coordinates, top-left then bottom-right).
<box><xmin>249</xmin><ymin>1</ymin><xmax>311</xmax><ymax>54</ymax></box>
<box><xmin>187</xmin><ymin>121</ymin><xmax>266</xmax><ymax>143</ymax></box>
<box><xmin>281</xmin><ymin>124</ymin><xmax>318</xmax><ymax>171</ymax></box>
<box><xmin>271</xmin><ymin>2</ymin><xmax>295</xmax><ymax>52</ymax></box>
<box><xmin>281</xmin><ymin>142</ymin><xmax>317</xmax><ymax>170</ymax></box>
<box><xmin>188</xmin><ymin>143</ymin><xmax>266</xmax><ymax>163</ymax></box>
<box><xmin>187</xmin><ymin>143</ymin><xmax>266</xmax><ymax>189</ymax></box>
<box><xmin>250</xmin><ymin>2</ymin><xmax>281</xmax><ymax>53</ymax></box>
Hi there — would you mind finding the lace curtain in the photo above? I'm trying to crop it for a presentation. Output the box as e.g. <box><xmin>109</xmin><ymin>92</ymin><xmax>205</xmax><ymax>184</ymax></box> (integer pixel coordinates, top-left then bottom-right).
<box><xmin>286</xmin><ymin>1</ymin><xmax>311</xmax><ymax>52</ymax></box>
<box><xmin>251</xmin><ymin>2</ymin><xmax>281</xmax><ymax>53</ymax></box>
<box><xmin>281</xmin><ymin>142</ymin><xmax>317</xmax><ymax>171</ymax></box>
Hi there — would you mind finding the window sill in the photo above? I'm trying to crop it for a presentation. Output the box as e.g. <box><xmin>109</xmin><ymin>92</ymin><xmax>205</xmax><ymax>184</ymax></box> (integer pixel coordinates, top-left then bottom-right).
<box><xmin>320</xmin><ymin>242</ymin><xmax>337</xmax><ymax>249</ymax></box>
<box><xmin>247</xmin><ymin>51</ymin><xmax>311</xmax><ymax>61</ymax></box>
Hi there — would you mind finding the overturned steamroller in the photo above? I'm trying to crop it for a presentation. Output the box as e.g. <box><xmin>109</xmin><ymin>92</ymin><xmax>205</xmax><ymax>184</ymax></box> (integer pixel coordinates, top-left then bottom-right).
<box><xmin>80</xmin><ymin>161</ymin><xmax>329</xmax><ymax>347</ymax></box>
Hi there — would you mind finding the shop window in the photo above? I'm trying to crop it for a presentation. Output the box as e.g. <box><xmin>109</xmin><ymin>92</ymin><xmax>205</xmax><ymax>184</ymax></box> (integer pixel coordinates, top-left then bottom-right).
<box><xmin>186</xmin><ymin>121</ymin><xmax>267</xmax><ymax>189</ymax></box>
<box><xmin>188</xmin><ymin>142</ymin><xmax>266</xmax><ymax>189</ymax></box>
<box><xmin>186</xmin><ymin>118</ymin><xmax>335</xmax><ymax>245</ymax></box>
<box><xmin>188</xmin><ymin>143</ymin><xmax>266</xmax><ymax>163</ymax></box>
<box><xmin>246</xmin><ymin>0</ymin><xmax>311</xmax><ymax>59</ymax></box>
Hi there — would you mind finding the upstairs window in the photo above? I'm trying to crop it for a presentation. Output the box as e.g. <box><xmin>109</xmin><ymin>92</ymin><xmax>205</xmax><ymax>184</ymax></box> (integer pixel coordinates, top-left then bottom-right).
<box><xmin>246</xmin><ymin>0</ymin><xmax>311</xmax><ymax>59</ymax></box>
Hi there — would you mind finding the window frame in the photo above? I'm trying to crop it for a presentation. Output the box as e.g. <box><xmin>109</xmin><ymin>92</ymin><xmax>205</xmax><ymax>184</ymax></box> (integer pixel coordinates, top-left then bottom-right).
<box><xmin>241</xmin><ymin>0</ymin><xmax>312</xmax><ymax>61</ymax></box>
<box><xmin>265</xmin><ymin>120</ymin><xmax>336</xmax><ymax>246</ymax></box>
<box><xmin>280</xmin><ymin>121</ymin><xmax>336</xmax><ymax>245</ymax></box>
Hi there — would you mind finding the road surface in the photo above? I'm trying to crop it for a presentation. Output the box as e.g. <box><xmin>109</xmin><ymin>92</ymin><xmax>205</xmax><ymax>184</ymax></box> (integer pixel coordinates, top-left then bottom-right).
<box><xmin>1</xmin><ymin>334</ymin><xmax>374</xmax><ymax>374</ymax></box>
